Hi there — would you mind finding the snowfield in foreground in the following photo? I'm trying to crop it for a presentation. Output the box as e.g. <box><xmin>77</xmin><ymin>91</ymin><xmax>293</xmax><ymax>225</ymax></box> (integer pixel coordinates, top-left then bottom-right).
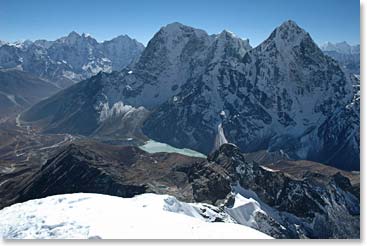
<box><xmin>0</xmin><ymin>193</ymin><xmax>272</xmax><ymax>239</ymax></box>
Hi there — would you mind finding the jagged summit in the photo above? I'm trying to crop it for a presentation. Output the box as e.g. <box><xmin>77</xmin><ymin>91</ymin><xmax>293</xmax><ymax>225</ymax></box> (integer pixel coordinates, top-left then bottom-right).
<box><xmin>156</xmin><ymin>22</ymin><xmax>209</xmax><ymax>40</ymax></box>
<box><xmin>208</xmin><ymin>143</ymin><xmax>242</xmax><ymax>163</ymax></box>
<box><xmin>320</xmin><ymin>41</ymin><xmax>360</xmax><ymax>54</ymax></box>
<box><xmin>159</xmin><ymin>22</ymin><xmax>189</xmax><ymax>35</ymax></box>
<box><xmin>0</xmin><ymin>31</ymin><xmax>144</xmax><ymax>88</ymax></box>
<box><xmin>56</xmin><ymin>31</ymin><xmax>97</xmax><ymax>45</ymax></box>
<box><xmin>218</xmin><ymin>30</ymin><xmax>250</xmax><ymax>43</ymax></box>
<box><xmin>163</xmin><ymin>21</ymin><xmax>186</xmax><ymax>30</ymax></box>
<box><xmin>279</xmin><ymin>19</ymin><xmax>302</xmax><ymax>29</ymax></box>
<box><xmin>219</xmin><ymin>29</ymin><xmax>237</xmax><ymax>38</ymax></box>
<box><xmin>110</xmin><ymin>34</ymin><xmax>132</xmax><ymax>41</ymax></box>
<box><xmin>276</xmin><ymin>19</ymin><xmax>307</xmax><ymax>36</ymax></box>
<box><xmin>63</xmin><ymin>31</ymin><xmax>83</xmax><ymax>42</ymax></box>
<box><xmin>68</xmin><ymin>31</ymin><xmax>81</xmax><ymax>37</ymax></box>
<box><xmin>259</xmin><ymin>20</ymin><xmax>312</xmax><ymax>51</ymax></box>
<box><xmin>81</xmin><ymin>32</ymin><xmax>91</xmax><ymax>38</ymax></box>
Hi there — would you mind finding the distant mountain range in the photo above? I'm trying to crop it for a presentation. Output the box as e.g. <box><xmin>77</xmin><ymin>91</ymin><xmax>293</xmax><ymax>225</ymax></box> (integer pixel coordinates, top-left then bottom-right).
<box><xmin>320</xmin><ymin>41</ymin><xmax>360</xmax><ymax>75</ymax></box>
<box><xmin>20</xmin><ymin>20</ymin><xmax>360</xmax><ymax>171</ymax></box>
<box><xmin>0</xmin><ymin>32</ymin><xmax>144</xmax><ymax>88</ymax></box>
<box><xmin>320</xmin><ymin>41</ymin><xmax>359</xmax><ymax>55</ymax></box>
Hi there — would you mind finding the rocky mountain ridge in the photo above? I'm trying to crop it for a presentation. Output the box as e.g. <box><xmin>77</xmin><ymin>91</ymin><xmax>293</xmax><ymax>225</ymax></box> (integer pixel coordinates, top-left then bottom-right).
<box><xmin>0</xmin><ymin>32</ymin><xmax>144</xmax><ymax>88</ymax></box>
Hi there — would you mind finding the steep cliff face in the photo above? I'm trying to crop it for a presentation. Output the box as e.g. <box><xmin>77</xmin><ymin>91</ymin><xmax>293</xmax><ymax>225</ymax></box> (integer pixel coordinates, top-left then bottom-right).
<box><xmin>143</xmin><ymin>21</ymin><xmax>358</xmax><ymax>170</ymax></box>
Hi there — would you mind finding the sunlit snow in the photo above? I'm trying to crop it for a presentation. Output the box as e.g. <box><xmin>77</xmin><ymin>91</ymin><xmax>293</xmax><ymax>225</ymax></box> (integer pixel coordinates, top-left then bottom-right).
<box><xmin>0</xmin><ymin>193</ymin><xmax>272</xmax><ymax>239</ymax></box>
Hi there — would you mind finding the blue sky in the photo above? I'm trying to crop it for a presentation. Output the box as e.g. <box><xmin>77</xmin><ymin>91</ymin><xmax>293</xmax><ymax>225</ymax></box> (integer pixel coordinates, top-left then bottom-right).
<box><xmin>0</xmin><ymin>0</ymin><xmax>360</xmax><ymax>46</ymax></box>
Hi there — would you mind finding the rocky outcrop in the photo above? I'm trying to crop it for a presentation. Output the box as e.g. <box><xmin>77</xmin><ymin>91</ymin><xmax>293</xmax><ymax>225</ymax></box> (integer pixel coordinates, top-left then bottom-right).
<box><xmin>207</xmin><ymin>144</ymin><xmax>360</xmax><ymax>238</ymax></box>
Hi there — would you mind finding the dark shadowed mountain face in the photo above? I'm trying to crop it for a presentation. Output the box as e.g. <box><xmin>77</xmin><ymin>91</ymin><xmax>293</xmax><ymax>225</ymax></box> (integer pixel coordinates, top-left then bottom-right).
<box><xmin>0</xmin><ymin>142</ymin><xmax>359</xmax><ymax>239</ymax></box>
<box><xmin>21</xmin><ymin>21</ymin><xmax>359</xmax><ymax>171</ymax></box>
<box><xmin>0</xmin><ymin>33</ymin><xmax>144</xmax><ymax>88</ymax></box>
<box><xmin>0</xmin><ymin>70</ymin><xmax>60</xmax><ymax>118</ymax></box>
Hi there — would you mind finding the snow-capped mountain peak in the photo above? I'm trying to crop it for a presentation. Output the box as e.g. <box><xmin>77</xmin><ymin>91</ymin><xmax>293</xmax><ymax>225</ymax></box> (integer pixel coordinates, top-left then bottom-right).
<box><xmin>156</xmin><ymin>22</ymin><xmax>211</xmax><ymax>48</ymax></box>
<box><xmin>212</xmin><ymin>30</ymin><xmax>252</xmax><ymax>59</ymax></box>
<box><xmin>108</xmin><ymin>34</ymin><xmax>131</xmax><ymax>42</ymax></box>
<box><xmin>0</xmin><ymin>32</ymin><xmax>144</xmax><ymax>88</ymax></box>
<box><xmin>320</xmin><ymin>41</ymin><xmax>360</xmax><ymax>55</ymax></box>
<box><xmin>67</xmin><ymin>30</ymin><xmax>81</xmax><ymax>38</ymax></box>
<box><xmin>319</xmin><ymin>41</ymin><xmax>360</xmax><ymax>75</ymax></box>
<box><xmin>63</xmin><ymin>31</ymin><xmax>82</xmax><ymax>43</ymax></box>
<box><xmin>162</xmin><ymin>21</ymin><xmax>186</xmax><ymax>31</ymax></box>
<box><xmin>263</xmin><ymin>20</ymin><xmax>311</xmax><ymax>53</ymax></box>
<box><xmin>56</xmin><ymin>31</ymin><xmax>98</xmax><ymax>47</ymax></box>
<box><xmin>219</xmin><ymin>29</ymin><xmax>237</xmax><ymax>38</ymax></box>
<box><xmin>82</xmin><ymin>32</ymin><xmax>92</xmax><ymax>38</ymax></box>
<box><xmin>142</xmin><ymin>20</ymin><xmax>358</xmax><ymax>169</ymax></box>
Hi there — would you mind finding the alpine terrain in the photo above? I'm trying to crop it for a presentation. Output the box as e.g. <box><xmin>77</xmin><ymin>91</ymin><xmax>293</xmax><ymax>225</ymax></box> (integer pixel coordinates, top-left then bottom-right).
<box><xmin>0</xmin><ymin>32</ymin><xmax>144</xmax><ymax>88</ymax></box>
<box><xmin>0</xmin><ymin>19</ymin><xmax>360</xmax><ymax>239</ymax></box>
<box><xmin>21</xmin><ymin>21</ymin><xmax>360</xmax><ymax>171</ymax></box>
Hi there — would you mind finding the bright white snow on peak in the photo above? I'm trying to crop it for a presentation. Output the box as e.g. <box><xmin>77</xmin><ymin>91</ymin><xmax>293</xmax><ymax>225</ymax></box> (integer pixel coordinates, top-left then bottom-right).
<box><xmin>214</xmin><ymin>30</ymin><xmax>252</xmax><ymax>58</ymax></box>
<box><xmin>4</xmin><ymin>40</ymin><xmax>30</xmax><ymax>49</ymax></box>
<box><xmin>82</xmin><ymin>33</ymin><xmax>91</xmax><ymax>38</ymax></box>
<box><xmin>220</xmin><ymin>29</ymin><xmax>237</xmax><ymax>37</ymax></box>
<box><xmin>0</xmin><ymin>193</ymin><xmax>272</xmax><ymax>239</ymax></box>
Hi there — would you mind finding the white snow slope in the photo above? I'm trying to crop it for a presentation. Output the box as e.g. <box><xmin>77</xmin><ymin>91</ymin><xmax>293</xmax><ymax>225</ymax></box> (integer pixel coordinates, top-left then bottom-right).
<box><xmin>0</xmin><ymin>193</ymin><xmax>272</xmax><ymax>239</ymax></box>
